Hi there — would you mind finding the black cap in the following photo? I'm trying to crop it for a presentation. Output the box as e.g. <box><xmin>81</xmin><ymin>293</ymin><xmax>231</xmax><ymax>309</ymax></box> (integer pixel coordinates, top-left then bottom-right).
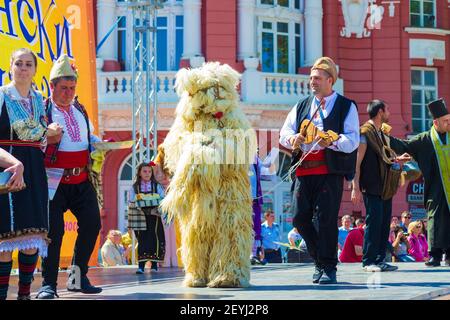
<box><xmin>427</xmin><ymin>98</ymin><xmax>448</xmax><ymax>119</ymax></box>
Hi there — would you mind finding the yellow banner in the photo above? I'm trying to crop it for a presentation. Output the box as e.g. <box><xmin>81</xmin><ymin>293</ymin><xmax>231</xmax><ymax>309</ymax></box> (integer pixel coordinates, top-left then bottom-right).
<box><xmin>2</xmin><ymin>0</ymin><xmax>100</xmax><ymax>267</ymax></box>
<box><xmin>0</xmin><ymin>0</ymin><xmax>98</xmax><ymax>130</ymax></box>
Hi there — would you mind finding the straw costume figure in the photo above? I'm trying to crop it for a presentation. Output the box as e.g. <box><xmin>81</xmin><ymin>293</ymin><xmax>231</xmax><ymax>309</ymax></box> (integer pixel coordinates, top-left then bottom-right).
<box><xmin>160</xmin><ymin>62</ymin><xmax>257</xmax><ymax>288</ymax></box>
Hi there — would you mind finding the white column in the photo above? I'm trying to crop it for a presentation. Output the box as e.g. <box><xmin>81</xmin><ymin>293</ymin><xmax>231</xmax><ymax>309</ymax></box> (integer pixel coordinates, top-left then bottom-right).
<box><xmin>97</xmin><ymin>0</ymin><xmax>117</xmax><ymax>60</ymax></box>
<box><xmin>238</xmin><ymin>0</ymin><xmax>256</xmax><ymax>60</ymax></box>
<box><xmin>183</xmin><ymin>0</ymin><xmax>203</xmax><ymax>65</ymax></box>
<box><xmin>304</xmin><ymin>0</ymin><xmax>323</xmax><ymax>66</ymax></box>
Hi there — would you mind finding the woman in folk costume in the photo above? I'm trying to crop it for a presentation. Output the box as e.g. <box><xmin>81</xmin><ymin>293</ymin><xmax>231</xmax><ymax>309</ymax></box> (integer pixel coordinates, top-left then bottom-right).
<box><xmin>0</xmin><ymin>48</ymin><xmax>62</xmax><ymax>300</ymax></box>
<box><xmin>389</xmin><ymin>99</ymin><xmax>450</xmax><ymax>267</ymax></box>
<box><xmin>160</xmin><ymin>62</ymin><xmax>257</xmax><ymax>288</ymax></box>
<box><xmin>128</xmin><ymin>161</ymin><xmax>166</xmax><ymax>274</ymax></box>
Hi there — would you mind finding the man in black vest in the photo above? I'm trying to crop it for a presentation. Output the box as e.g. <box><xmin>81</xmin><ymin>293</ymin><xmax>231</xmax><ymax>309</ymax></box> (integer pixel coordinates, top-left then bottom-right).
<box><xmin>36</xmin><ymin>55</ymin><xmax>102</xmax><ymax>299</ymax></box>
<box><xmin>280</xmin><ymin>57</ymin><xmax>360</xmax><ymax>284</ymax></box>
<box><xmin>351</xmin><ymin>100</ymin><xmax>405</xmax><ymax>272</ymax></box>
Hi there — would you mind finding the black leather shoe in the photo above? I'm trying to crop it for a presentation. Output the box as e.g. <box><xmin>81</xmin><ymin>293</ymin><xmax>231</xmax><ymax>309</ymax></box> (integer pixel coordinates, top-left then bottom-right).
<box><xmin>319</xmin><ymin>268</ymin><xmax>337</xmax><ymax>285</ymax></box>
<box><xmin>36</xmin><ymin>285</ymin><xmax>59</xmax><ymax>299</ymax></box>
<box><xmin>67</xmin><ymin>276</ymin><xmax>102</xmax><ymax>294</ymax></box>
<box><xmin>312</xmin><ymin>265</ymin><xmax>324</xmax><ymax>284</ymax></box>
<box><xmin>17</xmin><ymin>294</ymin><xmax>31</xmax><ymax>300</ymax></box>
<box><xmin>425</xmin><ymin>257</ymin><xmax>441</xmax><ymax>267</ymax></box>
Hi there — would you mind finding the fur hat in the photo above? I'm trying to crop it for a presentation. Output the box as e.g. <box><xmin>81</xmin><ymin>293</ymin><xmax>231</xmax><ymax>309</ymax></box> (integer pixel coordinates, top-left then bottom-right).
<box><xmin>311</xmin><ymin>57</ymin><xmax>338</xmax><ymax>84</ymax></box>
<box><xmin>50</xmin><ymin>54</ymin><xmax>78</xmax><ymax>82</ymax></box>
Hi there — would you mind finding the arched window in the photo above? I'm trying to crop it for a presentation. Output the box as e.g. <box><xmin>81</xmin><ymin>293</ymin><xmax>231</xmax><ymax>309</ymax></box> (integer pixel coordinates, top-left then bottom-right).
<box><xmin>118</xmin><ymin>152</ymin><xmax>155</xmax><ymax>231</ymax></box>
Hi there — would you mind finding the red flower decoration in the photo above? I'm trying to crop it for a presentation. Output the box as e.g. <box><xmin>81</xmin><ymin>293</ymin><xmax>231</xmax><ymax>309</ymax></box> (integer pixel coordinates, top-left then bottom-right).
<box><xmin>213</xmin><ymin>112</ymin><xmax>224</xmax><ymax>120</ymax></box>
<box><xmin>149</xmin><ymin>161</ymin><xmax>157</xmax><ymax>167</ymax></box>
<box><xmin>70</xmin><ymin>63</ymin><xmax>78</xmax><ymax>74</ymax></box>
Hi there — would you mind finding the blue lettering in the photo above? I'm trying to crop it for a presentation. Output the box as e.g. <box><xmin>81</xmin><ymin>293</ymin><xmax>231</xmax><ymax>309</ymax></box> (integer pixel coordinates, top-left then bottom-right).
<box><xmin>0</xmin><ymin>68</ymin><xmax>5</xmax><ymax>86</ymax></box>
<box><xmin>34</xmin><ymin>0</ymin><xmax>56</xmax><ymax>61</ymax></box>
<box><xmin>40</xmin><ymin>76</ymin><xmax>50</xmax><ymax>98</ymax></box>
<box><xmin>0</xmin><ymin>0</ymin><xmax>18</xmax><ymax>37</ymax></box>
<box><xmin>413</xmin><ymin>183</ymin><xmax>424</xmax><ymax>194</ymax></box>
<box><xmin>18</xmin><ymin>0</ymin><xmax>37</xmax><ymax>43</ymax></box>
<box><xmin>55</xmin><ymin>18</ymin><xmax>73</xmax><ymax>58</ymax></box>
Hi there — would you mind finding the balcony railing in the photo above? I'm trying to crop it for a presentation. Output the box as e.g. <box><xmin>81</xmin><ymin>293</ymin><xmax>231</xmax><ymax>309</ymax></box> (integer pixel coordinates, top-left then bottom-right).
<box><xmin>97</xmin><ymin>70</ymin><xmax>344</xmax><ymax>107</ymax></box>
<box><xmin>241</xmin><ymin>70</ymin><xmax>344</xmax><ymax>105</ymax></box>
<box><xmin>97</xmin><ymin>71</ymin><xmax>178</xmax><ymax>104</ymax></box>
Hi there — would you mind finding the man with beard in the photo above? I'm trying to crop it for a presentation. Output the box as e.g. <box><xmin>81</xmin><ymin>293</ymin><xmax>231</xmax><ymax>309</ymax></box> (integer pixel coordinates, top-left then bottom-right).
<box><xmin>351</xmin><ymin>100</ymin><xmax>403</xmax><ymax>272</ymax></box>
<box><xmin>389</xmin><ymin>99</ymin><xmax>450</xmax><ymax>267</ymax></box>
<box><xmin>280</xmin><ymin>57</ymin><xmax>360</xmax><ymax>284</ymax></box>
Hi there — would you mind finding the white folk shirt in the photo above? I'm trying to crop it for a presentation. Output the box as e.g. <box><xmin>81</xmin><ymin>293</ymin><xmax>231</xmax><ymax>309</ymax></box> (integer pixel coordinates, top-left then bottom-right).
<box><xmin>279</xmin><ymin>91</ymin><xmax>360</xmax><ymax>154</ymax></box>
<box><xmin>51</xmin><ymin>101</ymin><xmax>94</xmax><ymax>152</ymax></box>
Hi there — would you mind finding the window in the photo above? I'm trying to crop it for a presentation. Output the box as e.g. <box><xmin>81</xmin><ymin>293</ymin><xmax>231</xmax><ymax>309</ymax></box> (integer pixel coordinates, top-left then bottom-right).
<box><xmin>259</xmin><ymin>0</ymin><xmax>300</xmax><ymax>9</ymax></box>
<box><xmin>410</xmin><ymin>0</ymin><xmax>436</xmax><ymax>27</ymax></box>
<box><xmin>411</xmin><ymin>68</ymin><xmax>437</xmax><ymax>133</ymax></box>
<box><xmin>133</xmin><ymin>15</ymin><xmax>183</xmax><ymax>71</ymax></box>
<box><xmin>157</xmin><ymin>17</ymin><xmax>168</xmax><ymax>71</ymax></box>
<box><xmin>261</xmin><ymin>21</ymin><xmax>301</xmax><ymax>73</ymax></box>
<box><xmin>116</xmin><ymin>0</ymin><xmax>184</xmax><ymax>71</ymax></box>
<box><xmin>117</xmin><ymin>16</ymin><xmax>127</xmax><ymax>70</ymax></box>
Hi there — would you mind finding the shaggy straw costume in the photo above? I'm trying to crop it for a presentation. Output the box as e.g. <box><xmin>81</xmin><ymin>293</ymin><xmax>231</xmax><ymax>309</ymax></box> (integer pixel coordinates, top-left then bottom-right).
<box><xmin>160</xmin><ymin>62</ymin><xmax>257</xmax><ymax>288</ymax></box>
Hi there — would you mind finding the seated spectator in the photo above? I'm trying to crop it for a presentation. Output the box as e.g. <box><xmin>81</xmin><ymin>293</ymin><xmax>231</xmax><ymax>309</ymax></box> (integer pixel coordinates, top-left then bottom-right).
<box><xmin>338</xmin><ymin>215</ymin><xmax>353</xmax><ymax>251</ymax></box>
<box><xmin>101</xmin><ymin>230</ymin><xmax>126</xmax><ymax>267</ymax></box>
<box><xmin>288</xmin><ymin>227</ymin><xmax>306</xmax><ymax>249</ymax></box>
<box><xmin>399</xmin><ymin>211</ymin><xmax>412</xmax><ymax>232</ymax></box>
<box><xmin>391</xmin><ymin>226</ymin><xmax>415</xmax><ymax>262</ymax></box>
<box><xmin>339</xmin><ymin>227</ymin><xmax>364</xmax><ymax>263</ymax></box>
<box><xmin>386</xmin><ymin>218</ymin><xmax>400</xmax><ymax>261</ymax></box>
<box><xmin>355</xmin><ymin>218</ymin><xmax>365</xmax><ymax>229</ymax></box>
<box><xmin>391</xmin><ymin>216</ymin><xmax>399</xmax><ymax>225</ymax></box>
<box><xmin>286</xmin><ymin>228</ymin><xmax>310</xmax><ymax>263</ymax></box>
<box><xmin>420</xmin><ymin>219</ymin><xmax>428</xmax><ymax>240</ymax></box>
<box><xmin>121</xmin><ymin>228</ymin><xmax>137</xmax><ymax>264</ymax></box>
<box><xmin>407</xmin><ymin>221</ymin><xmax>429</xmax><ymax>262</ymax></box>
<box><xmin>260</xmin><ymin>209</ymin><xmax>282</xmax><ymax>263</ymax></box>
<box><xmin>388</xmin><ymin>217</ymin><xmax>399</xmax><ymax>243</ymax></box>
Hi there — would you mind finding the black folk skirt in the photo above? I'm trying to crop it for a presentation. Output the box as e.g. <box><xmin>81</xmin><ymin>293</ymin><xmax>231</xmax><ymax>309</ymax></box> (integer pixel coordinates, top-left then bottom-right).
<box><xmin>134</xmin><ymin>207</ymin><xmax>165</xmax><ymax>263</ymax></box>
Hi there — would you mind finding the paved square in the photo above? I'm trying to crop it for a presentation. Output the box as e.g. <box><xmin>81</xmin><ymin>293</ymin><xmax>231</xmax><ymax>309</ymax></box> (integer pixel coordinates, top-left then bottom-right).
<box><xmin>6</xmin><ymin>263</ymin><xmax>450</xmax><ymax>300</ymax></box>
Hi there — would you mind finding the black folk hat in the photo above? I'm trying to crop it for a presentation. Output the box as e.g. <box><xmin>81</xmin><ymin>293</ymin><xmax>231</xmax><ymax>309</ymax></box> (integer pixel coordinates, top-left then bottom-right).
<box><xmin>427</xmin><ymin>98</ymin><xmax>449</xmax><ymax>119</ymax></box>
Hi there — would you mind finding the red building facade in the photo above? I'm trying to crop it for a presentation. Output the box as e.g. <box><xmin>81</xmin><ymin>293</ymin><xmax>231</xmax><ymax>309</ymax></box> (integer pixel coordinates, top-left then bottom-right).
<box><xmin>95</xmin><ymin>0</ymin><xmax>450</xmax><ymax>241</ymax></box>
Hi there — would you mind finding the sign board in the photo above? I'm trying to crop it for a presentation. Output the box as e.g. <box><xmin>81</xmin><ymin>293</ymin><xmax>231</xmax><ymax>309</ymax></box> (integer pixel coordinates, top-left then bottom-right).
<box><xmin>406</xmin><ymin>177</ymin><xmax>425</xmax><ymax>204</ymax></box>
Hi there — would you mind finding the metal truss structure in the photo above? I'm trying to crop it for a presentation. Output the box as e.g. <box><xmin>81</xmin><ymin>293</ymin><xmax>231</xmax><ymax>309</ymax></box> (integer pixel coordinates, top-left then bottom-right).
<box><xmin>123</xmin><ymin>0</ymin><xmax>164</xmax><ymax>264</ymax></box>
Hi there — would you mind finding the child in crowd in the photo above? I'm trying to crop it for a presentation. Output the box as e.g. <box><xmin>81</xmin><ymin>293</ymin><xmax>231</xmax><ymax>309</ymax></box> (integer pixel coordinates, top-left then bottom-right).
<box><xmin>128</xmin><ymin>162</ymin><xmax>166</xmax><ymax>274</ymax></box>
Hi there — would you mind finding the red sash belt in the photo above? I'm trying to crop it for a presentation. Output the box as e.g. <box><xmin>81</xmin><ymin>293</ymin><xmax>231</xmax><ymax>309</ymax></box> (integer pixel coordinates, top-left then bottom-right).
<box><xmin>296</xmin><ymin>150</ymin><xmax>329</xmax><ymax>177</ymax></box>
<box><xmin>46</xmin><ymin>150</ymin><xmax>89</xmax><ymax>184</ymax></box>
<box><xmin>0</xmin><ymin>140</ymin><xmax>41</xmax><ymax>148</ymax></box>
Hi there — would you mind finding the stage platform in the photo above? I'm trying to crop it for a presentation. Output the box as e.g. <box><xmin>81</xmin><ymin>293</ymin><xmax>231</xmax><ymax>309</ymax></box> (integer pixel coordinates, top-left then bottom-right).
<box><xmin>6</xmin><ymin>262</ymin><xmax>450</xmax><ymax>300</ymax></box>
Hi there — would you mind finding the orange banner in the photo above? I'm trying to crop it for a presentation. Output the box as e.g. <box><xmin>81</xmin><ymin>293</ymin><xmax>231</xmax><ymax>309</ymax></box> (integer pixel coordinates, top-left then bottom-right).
<box><xmin>1</xmin><ymin>0</ymin><xmax>100</xmax><ymax>267</ymax></box>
